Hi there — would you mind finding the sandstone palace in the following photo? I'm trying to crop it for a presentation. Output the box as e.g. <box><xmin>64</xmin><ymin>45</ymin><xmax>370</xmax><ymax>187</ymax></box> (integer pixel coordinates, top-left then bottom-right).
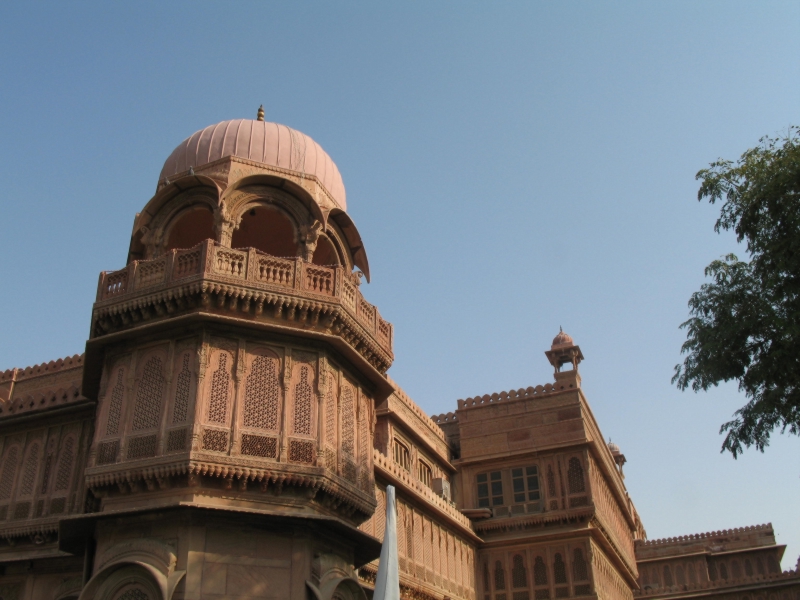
<box><xmin>0</xmin><ymin>113</ymin><xmax>797</xmax><ymax>600</ymax></box>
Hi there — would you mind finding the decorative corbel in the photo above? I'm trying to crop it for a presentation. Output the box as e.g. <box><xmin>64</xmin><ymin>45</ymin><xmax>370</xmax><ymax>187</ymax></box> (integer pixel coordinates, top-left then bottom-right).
<box><xmin>349</xmin><ymin>271</ymin><xmax>364</xmax><ymax>288</ymax></box>
<box><xmin>297</xmin><ymin>220</ymin><xmax>323</xmax><ymax>262</ymax></box>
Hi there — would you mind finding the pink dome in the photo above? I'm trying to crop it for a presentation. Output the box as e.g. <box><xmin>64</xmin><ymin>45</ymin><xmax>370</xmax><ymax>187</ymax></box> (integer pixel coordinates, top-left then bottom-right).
<box><xmin>159</xmin><ymin>119</ymin><xmax>347</xmax><ymax>210</ymax></box>
<box><xmin>551</xmin><ymin>329</ymin><xmax>574</xmax><ymax>348</ymax></box>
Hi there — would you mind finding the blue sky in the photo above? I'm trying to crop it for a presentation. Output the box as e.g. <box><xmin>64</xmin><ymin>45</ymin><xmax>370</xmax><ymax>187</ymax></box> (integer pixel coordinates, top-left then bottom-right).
<box><xmin>1</xmin><ymin>2</ymin><xmax>798</xmax><ymax>567</ymax></box>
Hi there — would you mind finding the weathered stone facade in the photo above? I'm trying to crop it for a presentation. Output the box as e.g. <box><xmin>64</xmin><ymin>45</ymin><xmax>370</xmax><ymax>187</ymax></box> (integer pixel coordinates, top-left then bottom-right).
<box><xmin>0</xmin><ymin>116</ymin><xmax>797</xmax><ymax>600</ymax></box>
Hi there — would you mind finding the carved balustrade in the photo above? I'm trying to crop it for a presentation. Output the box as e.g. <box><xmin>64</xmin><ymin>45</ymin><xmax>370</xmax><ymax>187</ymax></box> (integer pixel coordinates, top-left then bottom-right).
<box><xmin>94</xmin><ymin>240</ymin><xmax>393</xmax><ymax>369</ymax></box>
<box><xmin>372</xmin><ymin>449</ymin><xmax>474</xmax><ymax>533</ymax></box>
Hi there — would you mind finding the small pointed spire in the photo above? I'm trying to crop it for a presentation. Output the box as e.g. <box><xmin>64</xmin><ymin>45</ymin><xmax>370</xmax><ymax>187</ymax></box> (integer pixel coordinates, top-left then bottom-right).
<box><xmin>559</xmin><ymin>325</ymin><xmax>563</xmax><ymax>333</ymax></box>
<box><xmin>257</xmin><ymin>105</ymin><xmax>265</xmax><ymax>121</ymax></box>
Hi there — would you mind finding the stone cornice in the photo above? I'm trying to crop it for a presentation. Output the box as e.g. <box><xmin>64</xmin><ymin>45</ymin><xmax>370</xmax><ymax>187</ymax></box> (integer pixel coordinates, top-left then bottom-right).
<box><xmin>637</xmin><ymin>523</ymin><xmax>773</xmax><ymax>548</ymax></box>
<box><xmin>85</xmin><ymin>455</ymin><xmax>377</xmax><ymax>521</ymax></box>
<box><xmin>472</xmin><ymin>506</ymin><xmax>594</xmax><ymax>534</ymax></box>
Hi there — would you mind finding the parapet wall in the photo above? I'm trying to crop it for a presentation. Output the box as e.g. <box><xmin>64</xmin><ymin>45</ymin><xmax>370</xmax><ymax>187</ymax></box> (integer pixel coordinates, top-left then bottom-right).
<box><xmin>636</xmin><ymin>524</ymin><xmax>777</xmax><ymax>559</ymax></box>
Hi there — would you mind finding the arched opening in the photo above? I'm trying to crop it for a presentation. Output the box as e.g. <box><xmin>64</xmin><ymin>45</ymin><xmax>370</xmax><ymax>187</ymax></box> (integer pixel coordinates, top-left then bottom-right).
<box><xmin>312</xmin><ymin>235</ymin><xmax>340</xmax><ymax>266</ymax></box>
<box><xmin>165</xmin><ymin>207</ymin><xmax>215</xmax><ymax>251</ymax></box>
<box><xmin>231</xmin><ymin>206</ymin><xmax>297</xmax><ymax>257</ymax></box>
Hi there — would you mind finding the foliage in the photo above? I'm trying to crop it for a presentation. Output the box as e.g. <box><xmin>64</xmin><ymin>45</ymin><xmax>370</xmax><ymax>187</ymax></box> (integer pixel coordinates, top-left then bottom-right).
<box><xmin>673</xmin><ymin>127</ymin><xmax>800</xmax><ymax>456</ymax></box>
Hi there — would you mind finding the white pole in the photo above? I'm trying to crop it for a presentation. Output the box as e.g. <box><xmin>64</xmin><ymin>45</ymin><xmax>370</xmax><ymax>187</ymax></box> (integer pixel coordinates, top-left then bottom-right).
<box><xmin>373</xmin><ymin>485</ymin><xmax>400</xmax><ymax>600</ymax></box>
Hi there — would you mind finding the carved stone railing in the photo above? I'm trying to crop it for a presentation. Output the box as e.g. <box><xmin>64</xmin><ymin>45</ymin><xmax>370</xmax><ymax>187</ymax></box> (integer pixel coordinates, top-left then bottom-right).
<box><xmin>636</xmin><ymin>523</ymin><xmax>773</xmax><ymax>548</ymax></box>
<box><xmin>372</xmin><ymin>449</ymin><xmax>474</xmax><ymax>534</ymax></box>
<box><xmin>633</xmin><ymin>569</ymin><xmax>800</xmax><ymax>597</ymax></box>
<box><xmin>94</xmin><ymin>240</ymin><xmax>393</xmax><ymax>369</ymax></box>
<box><xmin>455</xmin><ymin>383</ymin><xmax>560</xmax><ymax>410</ymax></box>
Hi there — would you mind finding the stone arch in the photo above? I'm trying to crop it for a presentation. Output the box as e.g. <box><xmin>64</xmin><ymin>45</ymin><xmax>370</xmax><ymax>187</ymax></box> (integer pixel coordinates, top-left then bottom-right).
<box><xmin>80</xmin><ymin>564</ymin><xmax>163</xmax><ymax>600</ymax></box>
<box><xmin>163</xmin><ymin>204</ymin><xmax>215</xmax><ymax>252</ymax></box>
<box><xmin>231</xmin><ymin>203</ymin><xmax>299</xmax><ymax>257</ymax></box>
<box><xmin>53</xmin><ymin>576</ymin><xmax>82</xmax><ymax>600</ymax></box>
<box><xmin>312</xmin><ymin>233</ymin><xmax>341</xmax><ymax>266</ymax></box>
<box><xmin>308</xmin><ymin>570</ymin><xmax>368</xmax><ymax>600</ymax></box>
<box><xmin>328</xmin><ymin>208</ymin><xmax>369</xmax><ymax>282</ymax></box>
<box><xmin>128</xmin><ymin>176</ymin><xmax>222</xmax><ymax>262</ymax></box>
<box><xmin>79</xmin><ymin>539</ymin><xmax>184</xmax><ymax>600</ymax></box>
<box><xmin>224</xmin><ymin>185</ymin><xmax>313</xmax><ymax>254</ymax></box>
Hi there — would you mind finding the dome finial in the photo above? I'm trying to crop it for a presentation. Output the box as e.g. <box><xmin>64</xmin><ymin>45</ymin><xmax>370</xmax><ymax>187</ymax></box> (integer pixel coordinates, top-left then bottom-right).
<box><xmin>257</xmin><ymin>105</ymin><xmax>265</xmax><ymax>121</ymax></box>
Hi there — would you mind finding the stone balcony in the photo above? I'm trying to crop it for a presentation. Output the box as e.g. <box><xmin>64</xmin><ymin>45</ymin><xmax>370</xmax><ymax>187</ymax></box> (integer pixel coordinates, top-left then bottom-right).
<box><xmin>90</xmin><ymin>240</ymin><xmax>394</xmax><ymax>375</ymax></box>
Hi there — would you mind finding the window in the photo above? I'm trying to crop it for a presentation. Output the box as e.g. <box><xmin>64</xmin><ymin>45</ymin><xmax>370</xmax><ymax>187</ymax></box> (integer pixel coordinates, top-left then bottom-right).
<box><xmin>418</xmin><ymin>460</ymin><xmax>433</xmax><ymax>487</ymax></box>
<box><xmin>393</xmin><ymin>439</ymin><xmax>410</xmax><ymax>471</ymax></box>
<box><xmin>512</xmin><ymin>555</ymin><xmax>528</xmax><ymax>588</ymax></box>
<box><xmin>512</xmin><ymin>466</ymin><xmax>541</xmax><ymax>503</ymax></box>
<box><xmin>567</xmin><ymin>458</ymin><xmax>585</xmax><ymax>494</ymax></box>
<box><xmin>477</xmin><ymin>471</ymin><xmax>504</xmax><ymax>507</ymax></box>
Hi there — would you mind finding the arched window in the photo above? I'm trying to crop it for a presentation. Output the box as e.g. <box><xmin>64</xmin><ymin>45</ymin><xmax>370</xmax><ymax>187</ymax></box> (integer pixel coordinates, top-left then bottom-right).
<box><xmin>767</xmin><ymin>555</ymin><xmax>779</xmax><ymax>574</ymax></box>
<box><xmin>745</xmin><ymin>559</ymin><xmax>754</xmax><ymax>577</ymax></box>
<box><xmin>483</xmin><ymin>562</ymin><xmax>491</xmax><ymax>597</ymax></box>
<box><xmin>547</xmin><ymin>465</ymin><xmax>556</xmax><ymax>497</ymax></box>
<box><xmin>663</xmin><ymin>565</ymin><xmax>673</xmax><ymax>586</ymax></box>
<box><xmin>358</xmin><ymin>398</ymin><xmax>370</xmax><ymax>480</ymax></box>
<box><xmin>243</xmin><ymin>354</ymin><xmax>280</xmax><ymax>430</ymax></box>
<box><xmin>207</xmin><ymin>352</ymin><xmax>231</xmax><ymax>424</ymax></box>
<box><xmin>534</xmin><ymin>556</ymin><xmax>548</xmax><ymax>586</ymax></box>
<box><xmin>325</xmin><ymin>372</ymin><xmax>337</xmax><ymax>446</ymax></box>
<box><xmin>172</xmin><ymin>353</ymin><xmax>192</xmax><ymax>424</ymax></box>
<box><xmin>0</xmin><ymin>446</ymin><xmax>20</xmax><ymax>500</ymax></box>
<box><xmin>756</xmin><ymin>557</ymin><xmax>765</xmax><ymax>576</ymax></box>
<box><xmin>19</xmin><ymin>443</ymin><xmax>40</xmax><ymax>497</ymax></box>
<box><xmin>341</xmin><ymin>387</ymin><xmax>355</xmax><ymax>459</ymax></box>
<box><xmin>687</xmin><ymin>562</ymin><xmax>696</xmax><ymax>584</ymax></box>
<box><xmin>131</xmin><ymin>355</ymin><xmax>165</xmax><ymax>431</ymax></box>
<box><xmin>573</xmin><ymin>549</ymin><xmax>588</xmax><ymax>581</ymax></box>
<box><xmin>405</xmin><ymin>511</ymin><xmax>413</xmax><ymax>559</ymax></box>
<box><xmin>732</xmin><ymin>560</ymin><xmax>742</xmax><ymax>579</ymax></box>
<box><xmin>719</xmin><ymin>562</ymin><xmax>728</xmax><ymax>580</ymax></box>
<box><xmin>165</xmin><ymin>206</ymin><xmax>214</xmax><ymax>252</ymax></box>
<box><xmin>675</xmin><ymin>565</ymin><xmax>685</xmax><ymax>585</ymax></box>
<box><xmin>554</xmin><ymin>553</ymin><xmax>567</xmax><ymax>584</ymax></box>
<box><xmin>113</xmin><ymin>586</ymin><xmax>154</xmax><ymax>600</ymax></box>
<box><xmin>397</xmin><ymin>505</ymin><xmax>407</xmax><ymax>560</ymax></box>
<box><xmin>106</xmin><ymin>367</ymin><xmax>126</xmax><ymax>436</ymax></box>
<box><xmin>567</xmin><ymin>457</ymin><xmax>585</xmax><ymax>494</ymax></box>
<box><xmin>231</xmin><ymin>206</ymin><xmax>297</xmax><ymax>257</ymax></box>
<box><xmin>54</xmin><ymin>437</ymin><xmax>76</xmax><ymax>492</ymax></box>
<box><xmin>292</xmin><ymin>366</ymin><xmax>313</xmax><ymax>436</ymax></box>
<box><xmin>512</xmin><ymin>554</ymin><xmax>527</xmax><ymax>588</ymax></box>
<box><xmin>651</xmin><ymin>567</ymin><xmax>660</xmax><ymax>585</ymax></box>
<box><xmin>495</xmin><ymin>560</ymin><xmax>506</xmax><ymax>590</ymax></box>
<box><xmin>418</xmin><ymin>460</ymin><xmax>433</xmax><ymax>487</ymax></box>
<box><xmin>393</xmin><ymin>439</ymin><xmax>410</xmax><ymax>471</ymax></box>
